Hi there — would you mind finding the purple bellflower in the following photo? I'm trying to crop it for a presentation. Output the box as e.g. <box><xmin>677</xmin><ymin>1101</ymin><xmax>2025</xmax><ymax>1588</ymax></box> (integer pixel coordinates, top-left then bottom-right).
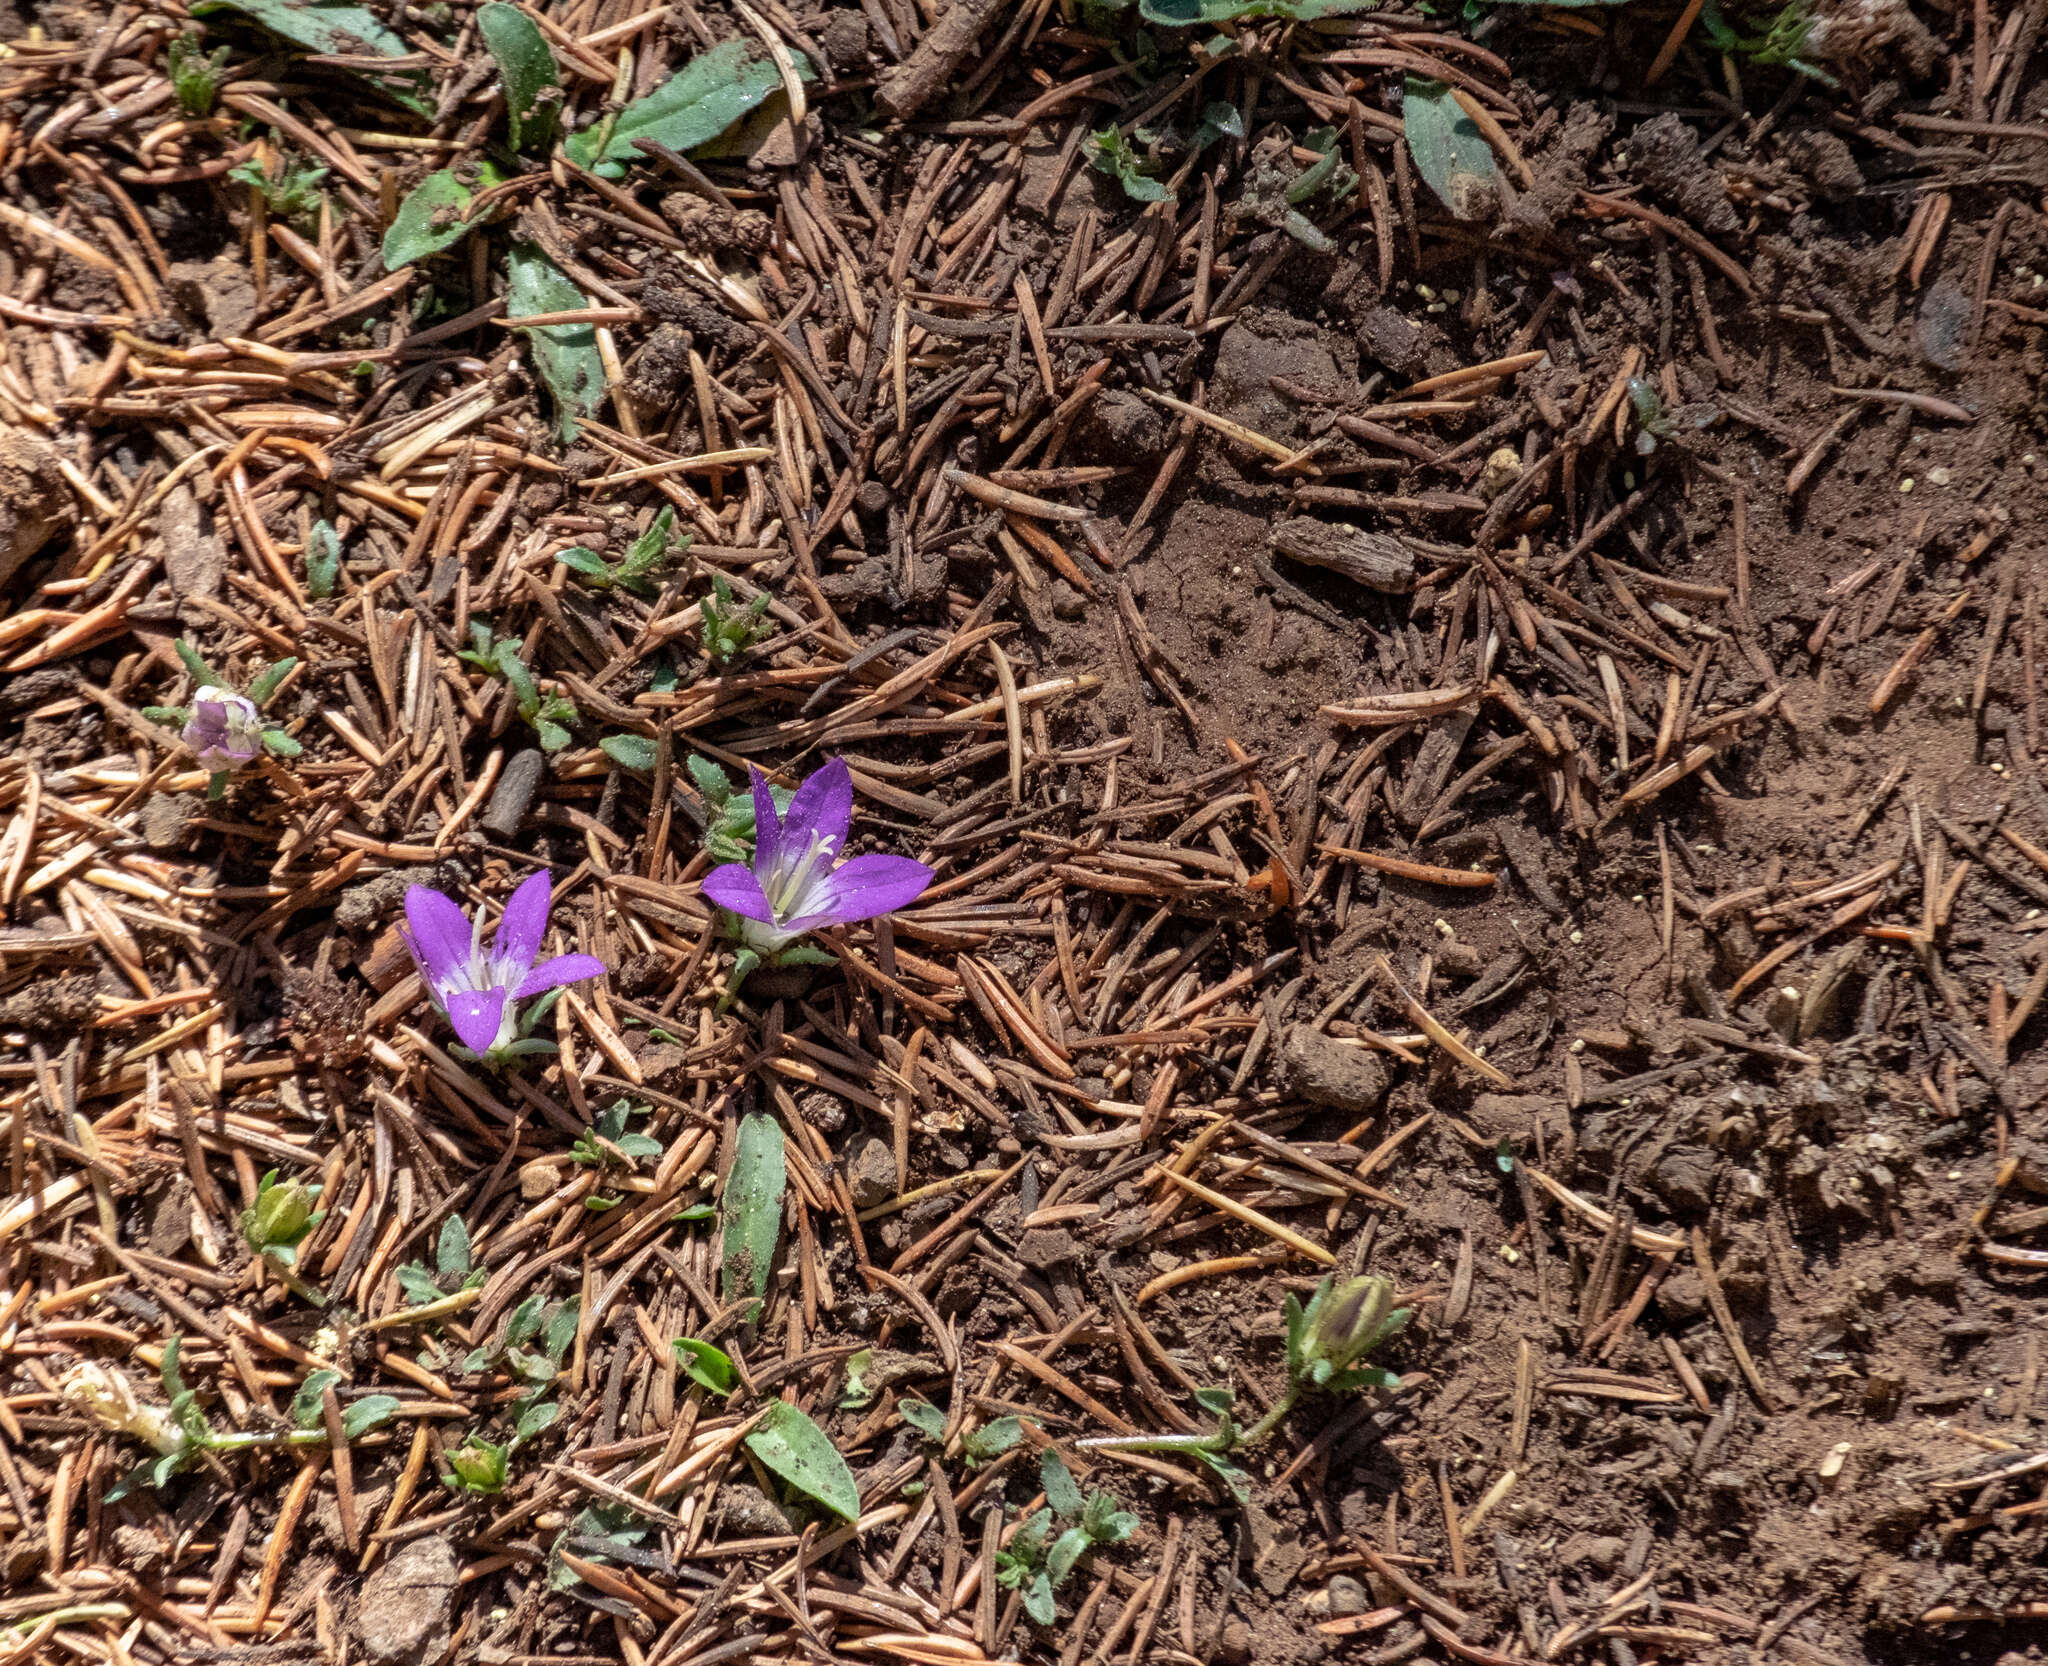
<box><xmin>400</xmin><ymin>871</ymin><xmax>606</xmax><ymax>1063</ymax></box>
<box><xmin>701</xmin><ymin>758</ymin><xmax>932</xmax><ymax>978</ymax></box>
<box><xmin>183</xmin><ymin>688</ymin><xmax>263</xmax><ymax>774</ymax></box>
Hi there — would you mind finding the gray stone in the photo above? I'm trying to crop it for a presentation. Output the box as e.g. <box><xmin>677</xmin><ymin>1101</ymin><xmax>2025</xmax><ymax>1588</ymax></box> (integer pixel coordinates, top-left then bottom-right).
<box><xmin>355</xmin><ymin>1537</ymin><xmax>458</xmax><ymax>1665</ymax></box>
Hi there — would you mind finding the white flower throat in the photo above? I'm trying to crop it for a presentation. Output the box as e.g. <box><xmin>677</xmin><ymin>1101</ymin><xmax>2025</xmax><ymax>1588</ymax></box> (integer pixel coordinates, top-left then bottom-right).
<box><xmin>766</xmin><ymin>829</ymin><xmax>839</xmax><ymax>920</ymax></box>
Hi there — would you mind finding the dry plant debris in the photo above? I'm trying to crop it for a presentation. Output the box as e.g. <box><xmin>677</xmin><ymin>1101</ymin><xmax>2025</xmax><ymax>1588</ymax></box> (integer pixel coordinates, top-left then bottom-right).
<box><xmin>1</xmin><ymin>0</ymin><xmax>2047</xmax><ymax>1659</ymax></box>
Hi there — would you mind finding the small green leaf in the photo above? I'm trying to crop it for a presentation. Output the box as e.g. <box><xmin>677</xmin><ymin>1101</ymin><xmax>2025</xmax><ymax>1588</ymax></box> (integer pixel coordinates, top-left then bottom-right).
<box><xmin>382</xmin><ymin>170</ymin><xmax>481</xmax><ymax>271</ymax></box>
<box><xmin>514</xmin><ymin>1397</ymin><xmax>562</xmax><ymax>1445</ymax></box>
<box><xmin>397</xmin><ymin>1262</ymin><xmax>442</xmax><ymax>1304</ymax></box>
<box><xmin>1193</xmin><ymin>1385</ymin><xmax>1235</xmax><ymax>1415</ymax></box>
<box><xmin>174</xmin><ymin>639</ymin><xmax>219</xmax><ymax>686</ymax></box>
<box><xmin>1402</xmin><ymin>77</ymin><xmax>1500</xmax><ymax>221</ymax></box>
<box><xmin>1082</xmin><ymin>1492</ymin><xmax>1137</xmax><ymax>1544</ymax></box>
<box><xmin>291</xmin><ymin>1369</ymin><xmax>341</xmax><ymax>1428</ymax></box>
<box><xmin>898</xmin><ymin>1398</ymin><xmax>946</xmax><ymax>1441</ymax></box>
<box><xmin>506</xmin><ymin>1293</ymin><xmax>546</xmax><ymax>1349</ymax></box>
<box><xmin>1046</xmin><ymin>1524</ymin><xmax>1090</xmax><ymax>1587</ymax></box>
<box><xmin>305</xmin><ymin>519</ymin><xmax>341</xmax><ymax>598</ymax></box>
<box><xmin>535</xmin><ymin>718</ymin><xmax>572</xmax><ymax>753</ymax></box>
<box><xmin>344</xmin><ymin>1395</ymin><xmax>401</xmax><ymax>1438</ymax></box>
<box><xmin>564</xmin><ymin>39</ymin><xmax>788</xmax><ymax>176</ymax></box>
<box><xmin>720</xmin><ymin>1112</ymin><xmax>786</xmax><ymax>1306</ymax></box>
<box><xmin>601</xmin><ymin>734</ymin><xmax>657</xmax><ymax>772</ymax></box>
<box><xmin>1022</xmin><ymin>1570</ymin><xmax>1057</xmax><ymax>1624</ymax></box>
<box><xmin>437</xmin><ymin>1214</ymin><xmax>471</xmax><ymax>1279</ymax></box>
<box><xmin>554</xmin><ymin>546</ymin><xmax>614</xmax><ymax>582</ymax></box>
<box><xmin>506</xmin><ymin>241</ymin><xmax>606</xmax><ymax>442</ymax></box>
<box><xmin>1088</xmin><ymin>128</ymin><xmax>1171</xmax><ymax>203</ymax></box>
<box><xmin>1195</xmin><ymin>1447</ymin><xmax>1252</xmax><ymax>1504</ymax></box>
<box><xmin>671</xmin><ymin>1202</ymin><xmax>715</xmax><ymax>1224</ymax></box>
<box><xmin>248</xmin><ymin>656</ymin><xmax>297</xmax><ymax>705</ymax></box>
<box><xmin>686</xmin><ymin>754</ymin><xmax>732</xmax><ymax>806</ymax></box>
<box><xmin>1041</xmin><ymin>1449</ymin><xmax>1085</xmax><ymax>1518</ymax></box>
<box><xmin>478</xmin><ymin>2</ymin><xmax>560</xmax><ymax>152</ymax></box>
<box><xmin>543</xmin><ymin>1298</ymin><xmax>580</xmax><ymax>1364</ymax></box>
<box><xmin>839</xmin><ymin>1347</ymin><xmax>875</xmax><ymax>1409</ymax></box>
<box><xmin>744</xmin><ymin>1401</ymin><xmax>860</xmax><ymax>1523</ymax></box>
<box><xmin>962</xmin><ymin>1416</ymin><xmax>1022</xmax><ymax>1464</ymax></box>
<box><xmin>261</xmin><ymin>729</ymin><xmax>303</xmax><ymax>758</ymax></box>
<box><xmin>672</xmin><ymin>1338</ymin><xmax>736</xmax><ymax>1396</ymax></box>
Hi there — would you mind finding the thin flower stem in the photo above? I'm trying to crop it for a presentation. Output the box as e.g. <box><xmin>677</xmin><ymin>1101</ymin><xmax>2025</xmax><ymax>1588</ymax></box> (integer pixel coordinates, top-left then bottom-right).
<box><xmin>354</xmin><ymin>1286</ymin><xmax>483</xmax><ymax>1334</ymax></box>
<box><xmin>206</xmin><ymin>1428</ymin><xmax>328</xmax><ymax>1455</ymax></box>
<box><xmin>1075</xmin><ymin>1384</ymin><xmax>1302</xmax><ymax>1456</ymax></box>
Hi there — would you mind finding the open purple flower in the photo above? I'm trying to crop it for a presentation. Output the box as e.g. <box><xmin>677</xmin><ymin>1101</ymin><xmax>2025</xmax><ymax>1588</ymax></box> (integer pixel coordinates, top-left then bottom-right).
<box><xmin>701</xmin><ymin>758</ymin><xmax>932</xmax><ymax>956</ymax></box>
<box><xmin>399</xmin><ymin>871</ymin><xmax>606</xmax><ymax>1060</ymax></box>
<box><xmin>184</xmin><ymin>688</ymin><xmax>263</xmax><ymax>774</ymax></box>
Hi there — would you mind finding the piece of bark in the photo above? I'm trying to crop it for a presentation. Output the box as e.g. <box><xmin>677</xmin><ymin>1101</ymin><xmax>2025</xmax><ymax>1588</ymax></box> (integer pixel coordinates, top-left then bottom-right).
<box><xmin>1269</xmin><ymin>519</ymin><xmax>1416</xmax><ymax>593</ymax></box>
<box><xmin>874</xmin><ymin>0</ymin><xmax>1004</xmax><ymax>120</ymax></box>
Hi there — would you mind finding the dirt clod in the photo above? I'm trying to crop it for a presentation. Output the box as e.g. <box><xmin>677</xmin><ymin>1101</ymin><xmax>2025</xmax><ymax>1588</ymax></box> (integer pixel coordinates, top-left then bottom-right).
<box><xmin>355</xmin><ymin>1536</ymin><xmax>458</xmax><ymax>1665</ymax></box>
<box><xmin>1277</xmin><ymin>1026</ymin><xmax>1388</xmax><ymax>1113</ymax></box>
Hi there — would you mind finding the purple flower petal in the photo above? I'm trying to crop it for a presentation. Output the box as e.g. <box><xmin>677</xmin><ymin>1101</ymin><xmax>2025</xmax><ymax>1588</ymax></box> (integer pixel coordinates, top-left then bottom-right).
<box><xmin>702</xmin><ymin>861</ymin><xmax>776</xmax><ymax>923</ymax></box>
<box><xmin>783</xmin><ymin>757</ymin><xmax>852</xmax><ymax>856</ymax></box>
<box><xmin>444</xmin><ymin>987</ymin><xmax>508</xmax><ymax>1055</ymax></box>
<box><xmin>747</xmin><ymin>767</ymin><xmax>783</xmax><ymax>882</ymax></box>
<box><xmin>787</xmin><ymin>853</ymin><xmax>933</xmax><ymax>932</ymax></box>
<box><xmin>514</xmin><ymin>953</ymin><xmax>607</xmax><ymax>1000</ymax></box>
<box><xmin>491</xmin><ymin>870</ymin><xmax>553</xmax><ymax>983</ymax></box>
<box><xmin>402</xmin><ymin>885</ymin><xmax>475</xmax><ymax>989</ymax></box>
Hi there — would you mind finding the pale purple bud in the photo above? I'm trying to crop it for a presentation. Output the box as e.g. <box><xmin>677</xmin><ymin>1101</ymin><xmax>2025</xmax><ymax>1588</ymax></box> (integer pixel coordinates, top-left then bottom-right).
<box><xmin>184</xmin><ymin>688</ymin><xmax>263</xmax><ymax>773</ymax></box>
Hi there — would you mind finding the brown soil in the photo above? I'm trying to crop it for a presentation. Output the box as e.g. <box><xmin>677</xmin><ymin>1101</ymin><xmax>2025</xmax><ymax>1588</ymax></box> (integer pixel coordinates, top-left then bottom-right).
<box><xmin>2</xmin><ymin>1</ymin><xmax>2047</xmax><ymax>1664</ymax></box>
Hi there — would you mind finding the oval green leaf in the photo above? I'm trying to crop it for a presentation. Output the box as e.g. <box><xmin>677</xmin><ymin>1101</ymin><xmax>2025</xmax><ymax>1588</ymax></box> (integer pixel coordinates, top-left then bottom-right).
<box><xmin>1402</xmin><ymin>77</ymin><xmax>1499</xmax><ymax>221</ymax></box>
<box><xmin>745</xmin><ymin>1400</ymin><xmax>859</xmax><ymax>1522</ymax></box>
<box><xmin>478</xmin><ymin>2</ymin><xmax>560</xmax><ymax>152</ymax></box>
<box><xmin>383</xmin><ymin>170</ymin><xmax>478</xmax><ymax>271</ymax></box>
<box><xmin>720</xmin><ymin>1112</ymin><xmax>785</xmax><ymax>1305</ymax></box>
<box><xmin>600</xmin><ymin>734</ymin><xmax>657</xmax><ymax>772</ymax></box>
<box><xmin>672</xmin><ymin>1337</ymin><xmax>736</xmax><ymax>1396</ymax></box>
<box><xmin>506</xmin><ymin>241</ymin><xmax>606</xmax><ymax>442</ymax></box>
<box><xmin>563</xmin><ymin>39</ymin><xmax>787</xmax><ymax>176</ymax></box>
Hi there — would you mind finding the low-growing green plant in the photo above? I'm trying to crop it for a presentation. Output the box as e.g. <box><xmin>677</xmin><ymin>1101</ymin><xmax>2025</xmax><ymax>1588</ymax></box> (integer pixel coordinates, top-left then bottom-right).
<box><xmin>229</xmin><ymin>150</ymin><xmax>329</xmax><ymax>222</ymax></box>
<box><xmin>548</xmin><ymin>1502</ymin><xmax>653</xmax><ymax>1603</ymax></box>
<box><xmin>698</xmin><ymin>573</ymin><xmax>773</xmax><ymax>665</ymax></box>
<box><xmin>395</xmin><ymin>1213</ymin><xmax>488</xmax><ymax>1308</ymax></box>
<box><xmin>166</xmin><ymin>35</ymin><xmax>233</xmax><ymax>116</ymax></box>
<box><xmin>441</xmin><ymin>1396</ymin><xmax>560</xmax><ymax>1495</ymax></box>
<box><xmin>556</xmin><ymin>505</ymin><xmax>690</xmax><ymax>596</ymax></box>
<box><xmin>572</xmin><ymin>1101</ymin><xmax>664</xmax><ymax>1208</ymax></box>
<box><xmin>571</xmin><ymin>1101</ymin><xmax>664</xmax><ymax>1170</ymax></box>
<box><xmin>682</xmin><ymin>753</ymin><xmax>789</xmax><ymax>864</ymax></box>
<box><xmin>459</xmin><ymin>620</ymin><xmax>580</xmax><ymax>750</ymax></box>
<box><xmin>1090</xmin><ymin>127</ymin><xmax>1172</xmax><ymax>203</ymax></box>
<box><xmin>463</xmin><ymin>1290</ymin><xmax>578</xmax><ymax>1408</ymax></box>
<box><xmin>900</xmin><ymin>1399</ymin><xmax>1022</xmax><ymax>1464</ymax></box>
<box><xmin>1700</xmin><ymin>0</ymin><xmax>1833</xmax><ymax>82</ymax></box>
<box><xmin>1076</xmin><ymin>1275</ymin><xmax>1409</xmax><ymax>1496</ymax></box>
<box><xmin>61</xmin><ymin>1339</ymin><xmax>398</xmax><ymax>1498</ymax></box>
<box><xmin>997</xmin><ymin>1450</ymin><xmax>1140</xmax><ymax>1624</ymax></box>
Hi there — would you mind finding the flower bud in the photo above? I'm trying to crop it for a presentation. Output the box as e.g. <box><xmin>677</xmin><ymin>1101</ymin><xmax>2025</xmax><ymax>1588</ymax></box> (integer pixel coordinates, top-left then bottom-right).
<box><xmin>447</xmin><ymin>1437</ymin><xmax>509</xmax><ymax>1493</ymax></box>
<box><xmin>1292</xmin><ymin>1275</ymin><xmax>1409</xmax><ymax>1388</ymax></box>
<box><xmin>244</xmin><ymin>1171</ymin><xmax>321</xmax><ymax>1253</ymax></box>
<box><xmin>183</xmin><ymin>687</ymin><xmax>263</xmax><ymax>773</ymax></box>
